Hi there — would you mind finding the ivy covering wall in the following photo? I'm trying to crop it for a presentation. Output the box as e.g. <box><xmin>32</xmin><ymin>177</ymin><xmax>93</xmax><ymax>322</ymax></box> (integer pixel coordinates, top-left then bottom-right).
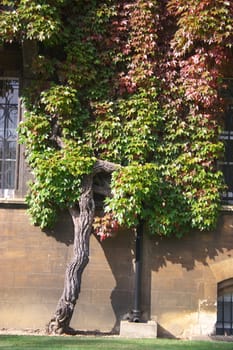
<box><xmin>0</xmin><ymin>0</ymin><xmax>232</xmax><ymax>238</ymax></box>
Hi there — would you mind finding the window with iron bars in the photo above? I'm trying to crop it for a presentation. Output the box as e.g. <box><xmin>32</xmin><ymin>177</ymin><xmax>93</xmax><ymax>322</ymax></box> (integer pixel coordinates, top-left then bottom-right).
<box><xmin>0</xmin><ymin>78</ymin><xmax>19</xmax><ymax>198</ymax></box>
<box><xmin>216</xmin><ymin>278</ymin><xmax>233</xmax><ymax>336</ymax></box>
<box><xmin>219</xmin><ymin>79</ymin><xmax>233</xmax><ymax>204</ymax></box>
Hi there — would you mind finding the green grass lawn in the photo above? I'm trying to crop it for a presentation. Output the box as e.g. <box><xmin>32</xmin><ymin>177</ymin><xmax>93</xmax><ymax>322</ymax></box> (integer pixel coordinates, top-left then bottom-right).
<box><xmin>0</xmin><ymin>336</ymin><xmax>233</xmax><ymax>350</ymax></box>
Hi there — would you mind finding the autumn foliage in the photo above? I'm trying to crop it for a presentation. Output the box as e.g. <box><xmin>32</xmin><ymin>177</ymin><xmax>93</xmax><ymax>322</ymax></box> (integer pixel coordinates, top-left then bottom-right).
<box><xmin>0</xmin><ymin>0</ymin><xmax>232</xmax><ymax>238</ymax></box>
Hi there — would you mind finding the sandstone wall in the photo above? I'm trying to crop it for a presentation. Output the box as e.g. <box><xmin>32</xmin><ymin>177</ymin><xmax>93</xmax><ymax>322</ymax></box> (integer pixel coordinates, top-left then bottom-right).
<box><xmin>0</xmin><ymin>206</ymin><xmax>233</xmax><ymax>338</ymax></box>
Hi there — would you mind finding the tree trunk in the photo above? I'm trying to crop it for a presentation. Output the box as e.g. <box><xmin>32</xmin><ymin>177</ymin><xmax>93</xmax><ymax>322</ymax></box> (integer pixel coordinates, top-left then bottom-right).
<box><xmin>47</xmin><ymin>175</ymin><xmax>95</xmax><ymax>334</ymax></box>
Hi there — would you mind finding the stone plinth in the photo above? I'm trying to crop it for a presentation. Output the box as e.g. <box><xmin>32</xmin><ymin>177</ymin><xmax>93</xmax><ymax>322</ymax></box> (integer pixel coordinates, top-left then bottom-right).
<box><xmin>120</xmin><ymin>320</ymin><xmax>157</xmax><ymax>338</ymax></box>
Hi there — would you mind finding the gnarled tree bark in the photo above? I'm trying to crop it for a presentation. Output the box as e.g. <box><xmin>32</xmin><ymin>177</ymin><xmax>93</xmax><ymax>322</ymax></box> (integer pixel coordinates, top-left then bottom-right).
<box><xmin>47</xmin><ymin>174</ymin><xmax>94</xmax><ymax>334</ymax></box>
<box><xmin>46</xmin><ymin>160</ymin><xmax>119</xmax><ymax>334</ymax></box>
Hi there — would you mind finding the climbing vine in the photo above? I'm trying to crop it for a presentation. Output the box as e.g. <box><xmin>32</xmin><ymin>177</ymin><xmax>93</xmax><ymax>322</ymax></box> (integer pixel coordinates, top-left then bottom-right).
<box><xmin>0</xmin><ymin>0</ymin><xmax>232</xmax><ymax>236</ymax></box>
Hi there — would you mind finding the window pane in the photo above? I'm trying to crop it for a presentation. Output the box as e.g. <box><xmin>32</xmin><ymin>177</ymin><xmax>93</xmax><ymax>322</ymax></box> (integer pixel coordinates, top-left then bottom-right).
<box><xmin>216</xmin><ymin>296</ymin><xmax>224</xmax><ymax>335</ymax></box>
<box><xmin>0</xmin><ymin>78</ymin><xmax>18</xmax><ymax>197</ymax></box>
<box><xmin>224</xmin><ymin>139</ymin><xmax>233</xmax><ymax>163</ymax></box>
<box><xmin>225</xmin><ymin>105</ymin><xmax>233</xmax><ymax>131</ymax></box>
<box><xmin>221</xmin><ymin>164</ymin><xmax>233</xmax><ymax>193</ymax></box>
<box><xmin>217</xmin><ymin>292</ymin><xmax>233</xmax><ymax>335</ymax></box>
<box><xmin>220</xmin><ymin>100</ymin><xmax>233</xmax><ymax>202</ymax></box>
<box><xmin>223</xmin><ymin>295</ymin><xmax>231</xmax><ymax>323</ymax></box>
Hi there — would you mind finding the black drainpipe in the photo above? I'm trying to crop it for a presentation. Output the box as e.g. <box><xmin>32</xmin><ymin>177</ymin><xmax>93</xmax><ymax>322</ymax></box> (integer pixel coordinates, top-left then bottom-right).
<box><xmin>131</xmin><ymin>220</ymin><xmax>143</xmax><ymax>322</ymax></box>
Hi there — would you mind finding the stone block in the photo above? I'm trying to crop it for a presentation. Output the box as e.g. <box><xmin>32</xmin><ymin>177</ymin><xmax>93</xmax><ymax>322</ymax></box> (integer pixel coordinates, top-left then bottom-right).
<box><xmin>120</xmin><ymin>320</ymin><xmax>157</xmax><ymax>338</ymax></box>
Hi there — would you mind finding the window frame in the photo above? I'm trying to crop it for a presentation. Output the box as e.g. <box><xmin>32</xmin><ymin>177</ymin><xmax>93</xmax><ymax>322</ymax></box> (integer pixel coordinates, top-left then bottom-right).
<box><xmin>216</xmin><ymin>278</ymin><xmax>233</xmax><ymax>336</ymax></box>
<box><xmin>0</xmin><ymin>77</ymin><xmax>19</xmax><ymax>199</ymax></box>
<box><xmin>219</xmin><ymin>78</ymin><xmax>233</xmax><ymax>205</ymax></box>
<box><xmin>0</xmin><ymin>76</ymin><xmax>29</xmax><ymax>203</ymax></box>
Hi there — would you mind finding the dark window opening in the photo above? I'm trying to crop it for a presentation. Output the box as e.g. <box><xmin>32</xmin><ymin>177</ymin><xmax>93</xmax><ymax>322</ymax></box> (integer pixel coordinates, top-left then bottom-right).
<box><xmin>216</xmin><ymin>278</ymin><xmax>233</xmax><ymax>335</ymax></box>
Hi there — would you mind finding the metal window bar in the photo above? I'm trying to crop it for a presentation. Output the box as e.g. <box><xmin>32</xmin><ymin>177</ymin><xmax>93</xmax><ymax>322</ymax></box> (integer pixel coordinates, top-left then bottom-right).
<box><xmin>230</xmin><ymin>293</ymin><xmax>232</xmax><ymax>333</ymax></box>
<box><xmin>219</xmin><ymin>78</ymin><xmax>233</xmax><ymax>203</ymax></box>
<box><xmin>0</xmin><ymin>78</ymin><xmax>19</xmax><ymax>198</ymax></box>
<box><xmin>216</xmin><ymin>295</ymin><xmax>224</xmax><ymax>335</ymax></box>
<box><xmin>220</xmin><ymin>104</ymin><xmax>233</xmax><ymax>203</ymax></box>
<box><xmin>216</xmin><ymin>293</ymin><xmax>233</xmax><ymax>335</ymax></box>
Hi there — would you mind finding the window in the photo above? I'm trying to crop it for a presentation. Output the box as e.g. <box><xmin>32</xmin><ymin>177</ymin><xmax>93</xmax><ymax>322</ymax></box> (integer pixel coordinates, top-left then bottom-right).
<box><xmin>219</xmin><ymin>79</ymin><xmax>233</xmax><ymax>204</ymax></box>
<box><xmin>0</xmin><ymin>78</ymin><xmax>19</xmax><ymax>198</ymax></box>
<box><xmin>220</xmin><ymin>104</ymin><xmax>233</xmax><ymax>203</ymax></box>
<box><xmin>216</xmin><ymin>278</ymin><xmax>233</xmax><ymax>335</ymax></box>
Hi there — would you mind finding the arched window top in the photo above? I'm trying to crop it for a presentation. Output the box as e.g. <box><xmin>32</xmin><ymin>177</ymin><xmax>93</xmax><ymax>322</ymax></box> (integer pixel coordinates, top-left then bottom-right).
<box><xmin>218</xmin><ymin>278</ymin><xmax>233</xmax><ymax>296</ymax></box>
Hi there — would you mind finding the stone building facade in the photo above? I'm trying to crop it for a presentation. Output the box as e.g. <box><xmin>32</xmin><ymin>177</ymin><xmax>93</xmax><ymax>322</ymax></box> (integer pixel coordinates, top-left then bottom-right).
<box><xmin>0</xmin><ymin>44</ymin><xmax>233</xmax><ymax>339</ymax></box>
<box><xmin>0</xmin><ymin>206</ymin><xmax>233</xmax><ymax>339</ymax></box>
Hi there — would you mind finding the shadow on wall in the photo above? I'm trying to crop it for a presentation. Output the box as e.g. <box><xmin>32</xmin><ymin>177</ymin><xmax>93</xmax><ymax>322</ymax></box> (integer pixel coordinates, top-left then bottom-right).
<box><xmin>43</xmin><ymin>210</ymin><xmax>74</xmax><ymax>246</ymax></box>
<box><xmin>93</xmin><ymin>213</ymin><xmax>233</xmax><ymax>335</ymax></box>
<box><xmin>141</xmin><ymin>213</ymin><xmax>233</xmax><ymax>337</ymax></box>
<box><xmin>100</xmin><ymin>213</ymin><xmax>233</xmax><ymax>337</ymax></box>
<box><xmin>157</xmin><ymin>324</ymin><xmax>177</xmax><ymax>339</ymax></box>
<box><xmin>42</xmin><ymin>210</ymin><xmax>233</xmax><ymax>336</ymax></box>
<box><xmin>43</xmin><ymin>210</ymin><xmax>136</xmax><ymax>333</ymax></box>
<box><xmin>145</xmin><ymin>213</ymin><xmax>233</xmax><ymax>273</ymax></box>
<box><xmin>95</xmin><ymin>229</ymin><xmax>136</xmax><ymax>333</ymax></box>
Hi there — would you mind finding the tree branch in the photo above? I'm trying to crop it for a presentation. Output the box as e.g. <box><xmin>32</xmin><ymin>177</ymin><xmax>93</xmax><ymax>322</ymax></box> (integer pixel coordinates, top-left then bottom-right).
<box><xmin>93</xmin><ymin>159</ymin><xmax>120</xmax><ymax>175</ymax></box>
<box><xmin>55</xmin><ymin>136</ymin><xmax>65</xmax><ymax>149</ymax></box>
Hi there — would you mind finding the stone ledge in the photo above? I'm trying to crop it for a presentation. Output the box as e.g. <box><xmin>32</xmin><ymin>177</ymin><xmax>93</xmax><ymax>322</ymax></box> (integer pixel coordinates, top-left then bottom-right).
<box><xmin>0</xmin><ymin>198</ymin><xmax>27</xmax><ymax>208</ymax></box>
<box><xmin>120</xmin><ymin>320</ymin><xmax>157</xmax><ymax>338</ymax></box>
